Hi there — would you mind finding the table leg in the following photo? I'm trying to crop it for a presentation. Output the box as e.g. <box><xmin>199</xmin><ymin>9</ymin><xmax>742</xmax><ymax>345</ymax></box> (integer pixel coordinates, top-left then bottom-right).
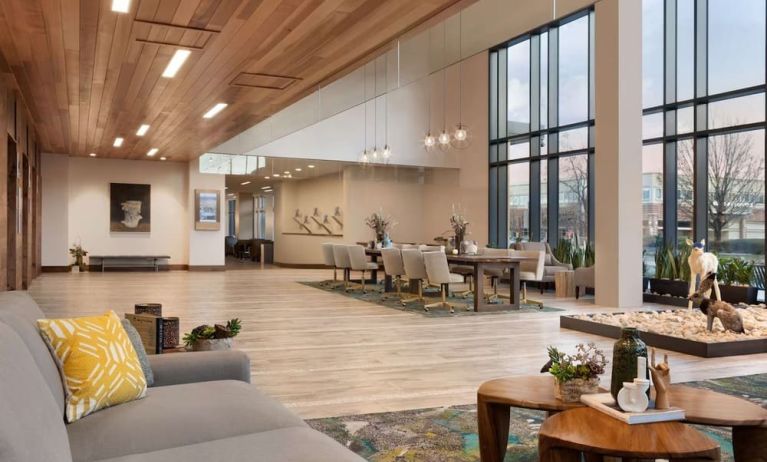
<box><xmin>732</xmin><ymin>425</ymin><xmax>767</xmax><ymax>462</ymax></box>
<box><xmin>537</xmin><ymin>434</ymin><xmax>580</xmax><ymax>462</ymax></box>
<box><xmin>477</xmin><ymin>398</ymin><xmax>510</xmax><ymax>462</ymax></box>
<box><xmin>384</xmin><ymin>274</ymin><xmax>393</xmax><ymax>292</ymax></box>
<box><xmin>473</xmin><ymin>263</ymin><xmax>484</xmax><ymax>313</ymax></box>
<box><xmin>509</xmin><ymin>263</ymin><xmax>520</xmax><ymax>308</ymax></box>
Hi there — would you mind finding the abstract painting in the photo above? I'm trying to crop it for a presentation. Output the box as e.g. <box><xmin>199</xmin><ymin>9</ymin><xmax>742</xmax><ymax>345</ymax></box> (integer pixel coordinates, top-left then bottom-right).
<box><xmin>195</xmin><ymin>189</ymin><xmax>220</xmax><ymax>230</ymax></box>
<box><xmin>110</xmin><ymin>183</ymin><xmax>151</xmax><ymax>232</ymax></box>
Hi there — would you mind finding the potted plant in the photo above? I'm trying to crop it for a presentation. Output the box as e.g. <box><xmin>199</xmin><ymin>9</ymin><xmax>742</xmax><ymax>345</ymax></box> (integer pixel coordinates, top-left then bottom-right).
<box><xmin>449</xmin><ymin>208</ymin><xmax>470</xmax><ymax>253</ymax></box>
<box><xmin>648</xmin><ymin>241</ymin><xmax>690</xmax><ymax>297</ymax></box>
<box><xmin>364</xmin><ymin>210</ymin><xmax>396</xmax><ymax>247</ymax></box>
<box><xmin>68</xmin><ymin>242</ymin><xmax>88</xmax><ymax>273</ymax></box>
<box><xmin>717</xmin><ymin>257</ymin><xmax>758</xmax><ymax>304</ymax></box>
<box><xmin>546</xmin><ymin>343</ymin><xmax>607</xmax><ymax>403</ymax></box>
<box><xmin>182</xmin><ymin>318</ymin><xmax>242</xmax><ymax>351</ymax></box>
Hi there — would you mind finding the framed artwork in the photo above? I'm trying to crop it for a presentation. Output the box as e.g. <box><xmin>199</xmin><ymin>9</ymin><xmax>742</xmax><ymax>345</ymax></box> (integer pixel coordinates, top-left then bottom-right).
<box><xmin>195</xmin><ymin>189</ymin><xmax>220</xmax><ymax>231</ymax></box>
<box><xmin>110</xmin><ymin>183</ymin><xmax>151</xmax><ymax>232</ymax></box>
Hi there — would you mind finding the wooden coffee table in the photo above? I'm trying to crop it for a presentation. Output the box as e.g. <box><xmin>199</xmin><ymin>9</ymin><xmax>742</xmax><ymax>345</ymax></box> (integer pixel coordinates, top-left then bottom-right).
<box><xmin>477</xmin><ymin>375</ymin><xmax>767</xmax><ymax>462</ymax></box>
<box><xmin>539</xmin><ymin>407</ymin><xmax>720</xmax><ymax>461</ymax></box>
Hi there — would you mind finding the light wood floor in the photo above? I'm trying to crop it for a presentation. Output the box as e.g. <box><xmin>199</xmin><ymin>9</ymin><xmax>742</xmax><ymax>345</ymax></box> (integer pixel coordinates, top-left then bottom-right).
<box><xmin>28</xmin><ymin>267</ymin><xmax>767</xmax><ymax>419</ymax></box>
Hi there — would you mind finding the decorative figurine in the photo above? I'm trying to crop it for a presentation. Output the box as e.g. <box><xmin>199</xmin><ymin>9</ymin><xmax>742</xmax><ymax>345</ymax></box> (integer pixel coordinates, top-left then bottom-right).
<box><xmin>689</xmin><ymin>274</ymin><xmax>746</xmax><ymax>333</ymax></box>
<box><xmin>649</xmin><ymin>348</ymin><xmax>671</xmax><ymax>410</ymax></box>
<box><xmin>617</xmin><ymin>378</ymin><xmax>651</xmax><ymax>413</ymax></box>
<box><xmin>686</xmin><ymin>239</ymin><xmax>720</xmax><ymax>309</ymax></box>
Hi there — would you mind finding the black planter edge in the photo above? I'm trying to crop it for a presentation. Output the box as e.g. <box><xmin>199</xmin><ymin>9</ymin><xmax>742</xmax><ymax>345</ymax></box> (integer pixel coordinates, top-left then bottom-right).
<box><xmin>643</xmin><ymin>293</ymin><xmax>690</xmax><ymax>307</ymax></box>
<box><xmin>560</xmin><ymin>314</ymin><xmax>767</xmax><ymax>358</ymax></box>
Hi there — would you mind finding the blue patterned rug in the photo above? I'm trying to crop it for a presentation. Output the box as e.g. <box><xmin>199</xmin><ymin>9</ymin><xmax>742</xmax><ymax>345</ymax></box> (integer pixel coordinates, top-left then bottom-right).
<box><xmin>301</xmin><ymin>281</ymin><xmax>563</xmax><ymax>317</ymax></box>
<box><xmin>307</xmin><ymin>373</ymin><xmax>767</xmax><ymax>461</ymax></box>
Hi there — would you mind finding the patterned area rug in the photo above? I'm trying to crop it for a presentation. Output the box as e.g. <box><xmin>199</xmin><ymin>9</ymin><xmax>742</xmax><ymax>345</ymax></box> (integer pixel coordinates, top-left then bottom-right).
<box><xmin>307</xmin><ymin>373</ymin><xmax>767</xmax><ymax>461</ymax></box>
<box><xmin>301</xmin><ymin>281</ymin><xmax>563</xmax><ymax>317</ymax></box>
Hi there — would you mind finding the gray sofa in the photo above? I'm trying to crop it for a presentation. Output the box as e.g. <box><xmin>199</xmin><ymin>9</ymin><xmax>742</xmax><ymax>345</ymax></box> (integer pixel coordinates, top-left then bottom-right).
<box><xmin>0</xmin><ymin>291</ymin><xmax>363</xmax><ymax>462</ymax></box>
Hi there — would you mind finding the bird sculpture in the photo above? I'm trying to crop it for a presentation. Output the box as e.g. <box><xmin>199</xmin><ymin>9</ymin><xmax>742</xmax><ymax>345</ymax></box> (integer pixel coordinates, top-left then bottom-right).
<box><xmin>688</xmin><ymin>273</ymin><xmax>746</xmax><ymax>334</ymax></box>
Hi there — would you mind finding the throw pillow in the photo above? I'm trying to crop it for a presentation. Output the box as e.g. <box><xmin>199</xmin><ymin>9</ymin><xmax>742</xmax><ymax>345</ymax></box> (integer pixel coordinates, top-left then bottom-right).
<box><xmin>120</xmin><ymin>319</ymin><xmax>154</xmax><ymax>387</ymax></box>
<box><xmin>38</xmin><ymin>311</ymin><xmax>147</xmax><ymax>422</ymax></box>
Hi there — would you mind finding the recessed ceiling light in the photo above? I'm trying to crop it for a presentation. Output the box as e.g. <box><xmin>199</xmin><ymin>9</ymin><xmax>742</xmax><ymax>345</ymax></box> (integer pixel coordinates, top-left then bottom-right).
<box><xmin>89</xmin><ymin>153</ymin><xmax>97</xmax><ymax>157</ymax></box>
<box><xmin>240</xmin><ymin>181</ymin><xmax>251</xmax><ymax>186</ymax></box>
<box><xmin>160</xmin><ymin>156</ymin><xmax>167</xmax><ymax>161</ymax></box>
<box><xmin>295</xmin><ymin>168</ymin><xmax>302</xmax><ymax>172</ymax></box>
<box><xmin>272</xmin><ymin>173</ymin><xmax>280</xmax><ymax>177</ymax></box>
<box><xmin>202</xmin><ymin>103</ymin><xmax>228</xmax><ymax>119</ymax></box>
<box><xmin>113</xmin><ymin>137</ymin><xmax>124</xmax><ymax>147</ymax></box>
<box><xmin>307</xmin><ymin>164</ymin><xmax>315</xmax><ymax>168</ymax></box>
<box><xmin>146</xmin><ymin>148</ymin><xmax>158</xmax><ymax>157</ymax></box>
<box><xmin>261</xmin><ymin>186</ymin><xmax>271</xmax><ymax>190</ymax></box>
<box><xmin>111</xmin><ymin>0</ymin><xmax>130</xmax><ymax>13</ymax></box>
<box><xmin>162</xmin><ymin>49</ymin><xmax>191</xmax><ymax>78</ymax></box>
<box><xmin>264</xmin><ymin>176</ymin><xmax>270</xmax><ymax>179</ymax></box>
<box><xmin>136</xmin><ymin>124</ymin><xmax>150</xmax><ymax>136</ymax></box>
<box><xmin>283</xmin><ymin>171</ymin><xmax>290</xmax><ymax>174</ymax></box>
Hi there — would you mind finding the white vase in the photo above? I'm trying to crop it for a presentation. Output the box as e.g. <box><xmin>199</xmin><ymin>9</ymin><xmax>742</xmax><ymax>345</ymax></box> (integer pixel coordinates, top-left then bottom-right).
<box><xmin>617</xmin><ymin>378</ymin><xmax>651</xmax><ymax>412</ymax></box>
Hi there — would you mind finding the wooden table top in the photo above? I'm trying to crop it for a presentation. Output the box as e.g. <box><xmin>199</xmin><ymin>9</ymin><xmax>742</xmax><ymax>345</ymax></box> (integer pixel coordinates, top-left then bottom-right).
<box><xmin>478</xmin><ymin>375</ymin><xmax>767</xmax><ymax>427</ymax></box>
<box><xmin>365</xmin><ymin>248</ymin><xmax>532</xmax><ymax>263</ymax></box>
<box><xmin>540</xmin><ymin>407</ymin><xmax>720</xmax><ymax>459</ymax></box>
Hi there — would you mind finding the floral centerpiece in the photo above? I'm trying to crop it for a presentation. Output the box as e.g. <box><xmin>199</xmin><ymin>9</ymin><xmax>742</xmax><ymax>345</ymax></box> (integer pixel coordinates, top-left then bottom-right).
<box><xmin>183</xmin><ymin>318</ymin><xmax>242</xmax><ymax>352</ymax></box>
<box><xmin>449</xmin><ymin>207</ymin><xmax>470</xmax><ymax>253</ymax></box>
<box><xmin>545</xmin><ymin>343</ymin><xmax>607</xmax><ymax>403</ymax></box>
<box><xmin>365</xmin><ymin>210</ymin><xmax>397</xmax><ymax>245</ymax></box>
<box><xmin>68</xmin><ymin>242</ymin><xmax>88</xmax><ymax>272</ymax></box>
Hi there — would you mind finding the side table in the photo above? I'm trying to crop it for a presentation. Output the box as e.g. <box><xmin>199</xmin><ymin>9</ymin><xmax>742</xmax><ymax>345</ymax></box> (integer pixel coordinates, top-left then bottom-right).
<box><xmin>554</xmin><ymin>270</ymin><xmax>575</xmax><ymax>298</ymax></box>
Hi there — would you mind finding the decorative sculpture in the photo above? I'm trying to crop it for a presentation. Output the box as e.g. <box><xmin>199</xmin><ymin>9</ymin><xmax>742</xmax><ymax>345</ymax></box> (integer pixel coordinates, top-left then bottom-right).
<box><xmin>686</xmin><ymin>239</ymin><xmax>720</xmax><ymax>309</ymax></box>
<box><xmin>689</xmin><ymin>274</ymin><xmax>746</xmax><ymax>333</ymax></box>
<box><xmin>649</xmin><ymin>348</ymin><xmax>671</xmax><ymax>410</ymax></box>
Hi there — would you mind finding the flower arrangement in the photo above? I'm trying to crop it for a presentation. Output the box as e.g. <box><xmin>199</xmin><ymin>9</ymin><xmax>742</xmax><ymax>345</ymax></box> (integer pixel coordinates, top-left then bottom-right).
<box><xmin>364</xmin><ymin>210</ymin><xmax>397</xmax><ymax>242</ymax></box>
<box><xmin>183</xmin><ymin>318</ymin><xmax>242</xmax><ymax>351</ymax></box>
<box><xmin>449</xmin><ymin>205</ymin><xmax>470</xmax><ymax>245</ymax></box>
<box><xmin>68</xmin><ymin>242</ymin><xmax>88</xmax><ymax>272</ymax></box>
<box><xmin>545</xmin><ymin>343</ymin><xmax>607</xmax><ymax>402</ymax></box>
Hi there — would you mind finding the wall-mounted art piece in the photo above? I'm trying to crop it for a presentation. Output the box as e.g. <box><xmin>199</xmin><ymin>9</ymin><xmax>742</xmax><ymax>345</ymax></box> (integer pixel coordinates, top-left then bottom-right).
<box><xmin>285</xmin><ymin>207</ymin><xmax>343</xmax><ymax>236</ymax></box>
<box><xmin>110</xmin><ymin>183</ymin><xmax>151</xmax><ymax>232</ymax></box>
<box><xmin>195</xmin><ymin>189</ymin><xmax>221</xmax><ymax>231</ymax></box>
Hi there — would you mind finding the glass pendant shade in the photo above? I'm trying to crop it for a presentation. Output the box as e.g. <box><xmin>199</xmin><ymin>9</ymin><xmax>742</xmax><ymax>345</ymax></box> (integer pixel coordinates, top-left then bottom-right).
<box><xmin>361</xmin><ymin>150</ymin><xmax>369</xmax><ymax>164</ymax></box>
<box><xmin>452</xmin><ymin>123</ymin><xmax>470</xmax><ymax>149</ymax></box>
<box><xmin>438</xmin><ymin>130</ymin><xmax>451</xmax><ymax>148</ymax></box>
<box><xmin>382</xmin><ymin>145</ymin><xmax>391</xmax><ymax>161</ymax></box>
<box><xmin>424</xmin><ymin>133</ymin><xmax>436</xmax><ymax>149</ymax></box>
<box><xmin>371</xmin><ymin>147</ymin><xmax>379</xmax><ymax>161</ymax></box>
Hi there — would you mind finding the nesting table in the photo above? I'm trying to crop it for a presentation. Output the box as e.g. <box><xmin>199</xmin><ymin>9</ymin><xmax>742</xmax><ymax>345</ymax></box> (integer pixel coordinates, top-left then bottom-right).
<box><xmin>477</xmin><ymin>375</ymin><xmax>767</xmax><ymax>462</ymax></box>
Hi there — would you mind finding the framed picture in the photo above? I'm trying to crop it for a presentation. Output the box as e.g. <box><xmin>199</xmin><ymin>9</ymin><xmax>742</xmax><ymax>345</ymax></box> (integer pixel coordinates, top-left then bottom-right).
<box><xmin>195</xmin><ymin>189</ymin><xmax>220</xmax><ymax>231</ymax></box>
<box><xmin>110</xmin><ymin>183</ymin><xmax>151</xmax><ymax>232</ymax></box>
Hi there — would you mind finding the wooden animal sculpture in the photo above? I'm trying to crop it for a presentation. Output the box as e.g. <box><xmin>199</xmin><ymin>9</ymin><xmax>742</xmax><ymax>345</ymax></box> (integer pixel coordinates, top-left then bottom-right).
<box><xmin>689</xmin><ymin>274</ymin><xmax>745</xmax><ymax>333</ymax></box>
<box><xmin>686</xmin><ymin>239</ymin><xmax>720</xmax><ymax>309</ymax></box>
<box><xmin>649</xmin><ymin>348</ymin><xmax>671</xmax><ymax>410</ymax></box>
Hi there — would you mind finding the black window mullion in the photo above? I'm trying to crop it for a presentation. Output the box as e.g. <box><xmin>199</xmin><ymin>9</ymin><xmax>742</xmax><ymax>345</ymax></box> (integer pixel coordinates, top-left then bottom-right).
<box><xmin>665</xmin><ymin>0</ymin><xmax>677</xmax><ymax>105</ymax></box>
<box><xmin>489</xmin><ymin>166</ymin><xmax>498</xmax><ymax>246</ymax></box>
<box><xmin>587</xmin><ymin>153</ymin><xmax>594</xmax><ymax>242</ymax></box>
<box><xmin>489</xmin><ymin>52</ymin><xmax>498</xmax><ymax>140</ymax></box>
<box><xmin>548</xmin><ymin>157</ymin><xmax>558</xmax><ymax>246</ymax></box>
<box><xmin>530</xmin><ymin>160</ymin><xmax>541</xmax><ymax>241</ymax></box>
<box><xmin>663</xmin><ymin>141</ymin><xmax>678</xmax><ymax>247</ymax></box>
<box><xmin>498</xmin><ymin>164</ymin><xmax>509</xmax><ymax>247</ymax></box>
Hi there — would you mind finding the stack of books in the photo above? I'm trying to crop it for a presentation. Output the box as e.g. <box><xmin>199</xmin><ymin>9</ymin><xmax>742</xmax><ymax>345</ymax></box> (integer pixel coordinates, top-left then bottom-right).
<box><xmin>124</xmin><ymin>304</ymin><xmax>180</xmax><ymax>354</ymax></box>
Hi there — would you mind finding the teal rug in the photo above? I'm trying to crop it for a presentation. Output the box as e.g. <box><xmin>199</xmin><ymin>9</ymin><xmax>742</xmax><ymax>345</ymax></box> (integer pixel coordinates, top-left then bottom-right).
<box><xmin>307</xmin><ymin>373</ymin><xmax>767</xmax><ymax>461</ymax></box>
<box><xmin>301</xmin><ymin>281</ymin><xmax>563</xmax><ymax>317</ymax></box>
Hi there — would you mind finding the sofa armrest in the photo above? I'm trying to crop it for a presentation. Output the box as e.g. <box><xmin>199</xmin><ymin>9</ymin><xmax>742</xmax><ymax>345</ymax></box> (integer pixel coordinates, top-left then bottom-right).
<box><xmin>148</xmin><ymin>350</ymin><xmax>251</xmax><ymax>387</ymax></box>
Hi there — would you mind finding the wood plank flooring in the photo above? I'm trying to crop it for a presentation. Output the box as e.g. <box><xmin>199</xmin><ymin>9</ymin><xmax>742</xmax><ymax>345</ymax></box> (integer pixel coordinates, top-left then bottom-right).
<box><xmin>28</xmin><ymin>267</ymin><xmax>767</xmax><ymax>419</ymax></box>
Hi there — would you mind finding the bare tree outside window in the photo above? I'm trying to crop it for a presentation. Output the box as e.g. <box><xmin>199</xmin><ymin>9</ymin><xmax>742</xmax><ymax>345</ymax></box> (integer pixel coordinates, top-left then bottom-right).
<box><xmin>559</xmin><ymin>155</ymin><xmax>589</xmax><ymax>242</ymax></box>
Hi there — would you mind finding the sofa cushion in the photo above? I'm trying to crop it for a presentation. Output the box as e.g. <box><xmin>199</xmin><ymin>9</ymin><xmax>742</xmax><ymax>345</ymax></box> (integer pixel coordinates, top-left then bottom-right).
<box><xmin>0</xmin><ymin>291</ymin><xmax>66</xmax><ymax>414</ymax></box>
<box><xmin>93</xmin><ymin>427</ymin><xmax>364</xmax><ymax>462</ymax></box>
<box><xmin>38</xmin><ymin>311</ymin><xmax>148</xmax><ymax>423</ymax></box>
<box><xmin>67</xmin><ymin>380</ymin><xmax>306</xmax><ymax>462</ymax></box>
<box><xmin>0</xmin><ymin>321</ymin><xmax>72</xmax><ymax>462</ymax></box>
<box><xmin>120</xmin><ymin>319</ymin><xmax>154</xmax><ymax>386</ymax></box>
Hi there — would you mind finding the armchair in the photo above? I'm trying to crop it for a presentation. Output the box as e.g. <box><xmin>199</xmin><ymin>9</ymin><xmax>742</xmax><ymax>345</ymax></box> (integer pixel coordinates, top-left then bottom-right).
<box><xmin>516</xmin><ymin>241</ymin><xmax>572</xmax><ymax>292</ymax></box>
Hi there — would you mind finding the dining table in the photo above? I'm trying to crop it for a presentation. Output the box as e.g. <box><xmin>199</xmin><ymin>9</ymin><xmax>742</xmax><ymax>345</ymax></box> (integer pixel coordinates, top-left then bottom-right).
<box><xmin>365</xmin><ymin>248</ymin><xmax>533</xmax><ymax>312</ymax></box>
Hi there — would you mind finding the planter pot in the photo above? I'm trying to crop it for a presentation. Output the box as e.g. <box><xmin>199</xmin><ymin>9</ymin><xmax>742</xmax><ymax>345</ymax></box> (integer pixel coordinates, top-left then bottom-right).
<box><xmin>554</xmin><ymin>377</ymin><xmax>600</xmax><ymax>403</ymax></box>
<box><xmin>648</xmin><ymin>279</ymin><xmax>689</xmax><ymax>297</ymax></box>
<box><xmin>71</xmin><ymin>266</ymin><xmax>79</xmax><ymax>274</ymax></box>
<box><xmin>190</xmin><ymin>338</ymin><xmax>233</xmax><ymax>352</ymax></box>
<box><xmin>718</xmin><ymin>284</ymin><xmax>758</xmax><ymax>305</ymax></box>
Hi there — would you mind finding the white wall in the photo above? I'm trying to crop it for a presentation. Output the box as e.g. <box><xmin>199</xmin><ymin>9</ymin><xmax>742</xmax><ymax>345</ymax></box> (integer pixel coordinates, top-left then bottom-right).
<box><xmin>41</xmin><ymin>154</ymin><xmax>70</xmax><ymax>266</ymax></box>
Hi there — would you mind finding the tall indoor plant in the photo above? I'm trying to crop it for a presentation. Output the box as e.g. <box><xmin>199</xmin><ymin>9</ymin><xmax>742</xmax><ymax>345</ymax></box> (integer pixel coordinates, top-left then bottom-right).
<box><xmin>365</xmin><ymin>210</ymin><xmax>396</xmax><ymax>247</ymax></box>
<box><xmin>69</xmin><ymin>242</ymin><xmax>88</xmax><ymax>272</ymax></box>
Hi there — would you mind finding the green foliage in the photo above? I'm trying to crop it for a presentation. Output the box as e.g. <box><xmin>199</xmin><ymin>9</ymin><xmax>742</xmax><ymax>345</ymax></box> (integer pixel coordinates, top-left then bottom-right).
<box><xmin>552</xmin><ymin>236</ymin><xmax>594</xmax><ymax>270</ymax></box>
<box><xmin>183</xmin><ymin>318</ymin><xmax>242</xmax><ymax>347</ymax></box>
<box><xmin>545</xmin><ymin>343</ymin><xmax>607</xmax><ymax>383</ymax></box>
<box><xmin>653</xmin><ymin>241</ymin><xmax>692</xmax><ymax>281</ymax></box>
<box><xmin>717</xmin><ymin>257</ymin><xmax>754</xmax><ymax>286</ymax></box>
<box><xmin>584</xmin><ymin>241</ymin><xmax>596</xmax><ymax>268</ymax></box>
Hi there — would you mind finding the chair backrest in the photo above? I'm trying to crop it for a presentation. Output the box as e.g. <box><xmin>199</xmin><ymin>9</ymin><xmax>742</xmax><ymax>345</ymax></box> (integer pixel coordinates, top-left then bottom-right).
<box><xmin>517</xmin><ymin>250</ymin><xmax>545</xmax><ymax>280</ymax></box>
<box><xmin>401</xmin><ymin>249</ymin><xmax>428</xmax><ymax>280</ymax></box>
<box><xmin>332</xmin><ymin>244</ymin><xmax>351</xmax><ymax>269</ymax></box>
<box><xmin>225</xmin><ymin>235</ymin><xmax>238</xmax><ymax>247</ymax></box>
<box><xmin>399</xmin><ymin>244</ymin><xmax>419</xmax><ymax>250</ymax></box>
<box><xmin>346</xmin><ymin>245</ymin><xmax>369</xmax><ymax>270</ymax></box>
<box><xmin>423</xmin><ymin>251</ymin><xmax>452</xmax><ymax>285</ymax></box>
<box><xmin>517</xmin><ymin>241</ymin><xmax>546</xmax><ymax>252</ymax></box>
<box><xmin>381</xmin><ymin>248</ymin><xmax>405</xmax><ymax>276</ymax></box>
<box><xmin>321</xmin><ymin>243</ymin><xmax>336</xmax><ymax>267</ymax></box>
<box><xmin>418</xmin><ymin>244</ymin><xmax>445</xmax><ymax>252</ymax></box>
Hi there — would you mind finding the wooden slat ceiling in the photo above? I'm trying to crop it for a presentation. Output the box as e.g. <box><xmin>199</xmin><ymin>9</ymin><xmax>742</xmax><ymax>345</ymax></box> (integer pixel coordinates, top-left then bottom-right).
<box><xmin>0</xmin><ymin>0</ymin><xmax>469</xmax><ymax>161</ymax></box>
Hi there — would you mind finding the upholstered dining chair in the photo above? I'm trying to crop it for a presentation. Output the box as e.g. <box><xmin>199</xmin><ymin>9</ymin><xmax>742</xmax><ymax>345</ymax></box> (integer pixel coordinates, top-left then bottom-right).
<box><xmin>321</xmin><ymin>243</ymin><xmax>339</xmax><ymax>287</ymax></box>
<box><xmin>516</xmin><ymin>249</ymin><xmax>546</xmax><ymax>308</ymax></box>
<box><xmin>381</xmin><ymin>248</ymin><xmax>407</xmax><ymax>300</ymax></box>
<box><xmin>418</xmin><ymin>244</ymin><xmax>445</xmax><ymax>252</ymax></box>
<box><xmin>423</xmin><ymin>251</ymin><xmax>468</xmax><ymax>313</ymax></box>
<box><xmin>401</xmin><ymin>249</ymin><xmax>428</xmax><ymax>305</ymax></box>
<box><xmin>479</xmin><ymin>247</ymin><xmax>513</xmax><ymax>301</ymax></box>
<box><xmin>346</xmin><ymin>245</ymin><xmax>378</xmax><ymax>293</ymax></box>
<box><xmin>332</xmin><ymin>244</ymin><xmax>352</xmax><ymax>291</ymax></box>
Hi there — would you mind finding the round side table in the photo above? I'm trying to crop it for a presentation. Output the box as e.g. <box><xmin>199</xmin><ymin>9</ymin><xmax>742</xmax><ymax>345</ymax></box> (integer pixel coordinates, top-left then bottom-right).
<box><xmin>539</xmin><ymin>407</ymin><xmax>720</xmax><ymax>461</ymax></box>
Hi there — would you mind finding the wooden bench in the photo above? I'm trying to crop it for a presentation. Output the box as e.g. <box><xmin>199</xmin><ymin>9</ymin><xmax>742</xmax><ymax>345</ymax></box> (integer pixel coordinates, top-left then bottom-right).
<box><xmin>90</xmin><ymin>255</ymin><xmax>171</xmax><ymax>272</ymax></box>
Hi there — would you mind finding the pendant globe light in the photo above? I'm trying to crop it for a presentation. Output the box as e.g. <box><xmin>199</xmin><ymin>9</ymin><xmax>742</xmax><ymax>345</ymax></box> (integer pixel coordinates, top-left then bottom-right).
<box><xmin>371</xmin><ymin>96</ymin><xmax>379</xmax><ymax>162</ymax></box>
<box><xmin>437</xmin><ymin>22</ymin><xmax>451</xmax><ymax>151</ymax></box>
<box><xmin>382</xmin><ymin>53</ymin><xmax>392</xmax><ymax>163</ymax></box>
<box><xmin>452</xmin><ymin>10</ymin><xmax>470</xmax><ymax>149</ymax></box>
<box><xmin>423</xmin><ymin>28</ymin><xmax>436</xmax><ymax>151</ymax></box>
<box><xmin>360</xmin><ymin>93</ymin><xmax>370</xmax><ymax>165</ymax></box>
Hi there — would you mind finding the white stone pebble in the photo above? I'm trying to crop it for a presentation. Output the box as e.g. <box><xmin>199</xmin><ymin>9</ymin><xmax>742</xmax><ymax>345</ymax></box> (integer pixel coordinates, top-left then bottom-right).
<box><xmin>573</xmin><ymin>307</ymin><xmax>767</xmax><ymax>343</ymax></box>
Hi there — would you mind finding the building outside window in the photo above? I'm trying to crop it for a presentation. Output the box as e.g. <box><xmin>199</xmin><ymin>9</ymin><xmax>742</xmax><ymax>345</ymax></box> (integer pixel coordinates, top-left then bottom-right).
<box><xmin>489</xmin><ymin>9</ymin><xmax>595</xmax><ymax>249</ymax></box>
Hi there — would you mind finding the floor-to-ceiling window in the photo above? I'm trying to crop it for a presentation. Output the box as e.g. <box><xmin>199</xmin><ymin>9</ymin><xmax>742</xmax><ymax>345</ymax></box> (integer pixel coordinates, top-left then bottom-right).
<box><xmin>489</xmin><ymin>9</ymin><xmax>595</xmax><ymax>248</ymax></box>
<box><xmin>642</xmin><ymin>0</ymin><xmax>766</xmax><ymax>276</ymax></box>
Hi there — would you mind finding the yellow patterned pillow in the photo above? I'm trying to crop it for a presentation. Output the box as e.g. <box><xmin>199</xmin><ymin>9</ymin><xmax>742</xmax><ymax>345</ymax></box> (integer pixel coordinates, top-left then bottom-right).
<box><xmin>38</xmin><ymin>311</ymin><xmax>147</xmax><ymax>422</ymax></box>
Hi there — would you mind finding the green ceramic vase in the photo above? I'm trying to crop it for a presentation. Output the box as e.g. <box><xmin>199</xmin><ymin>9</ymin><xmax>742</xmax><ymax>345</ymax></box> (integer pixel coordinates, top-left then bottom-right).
<box><xmin>610</xmin><ymin>327</ymin><xmax>649</xmax><ymax>399</ymax></box>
